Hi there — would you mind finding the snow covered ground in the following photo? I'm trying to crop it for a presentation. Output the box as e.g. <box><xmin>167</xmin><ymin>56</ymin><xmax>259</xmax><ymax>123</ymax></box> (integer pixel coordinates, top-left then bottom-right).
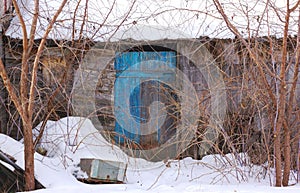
<box><xmin>0</xmin><ymin>117</ymin><xmax>299</xmax><ymax>193</ymax></box>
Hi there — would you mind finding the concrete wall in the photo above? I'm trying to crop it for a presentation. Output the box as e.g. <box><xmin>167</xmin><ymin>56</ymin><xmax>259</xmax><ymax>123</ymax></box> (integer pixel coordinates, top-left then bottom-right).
<box><xmin>72</xmin><ymin>39</ymin><xmax>228</xmax><ymax>161</ymax></box>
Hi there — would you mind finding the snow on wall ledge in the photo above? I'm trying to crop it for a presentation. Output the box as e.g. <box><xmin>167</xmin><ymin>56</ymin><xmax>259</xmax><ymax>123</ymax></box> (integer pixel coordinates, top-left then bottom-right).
<box><xmin>111</xmin><ymin>24</ymin><xmax>193</xmax><ymax>41</ymax></box>
<box><xmin>5</xmin><ymin>0</ymin><xmax>299</xmax><ymax>41</ymax></box>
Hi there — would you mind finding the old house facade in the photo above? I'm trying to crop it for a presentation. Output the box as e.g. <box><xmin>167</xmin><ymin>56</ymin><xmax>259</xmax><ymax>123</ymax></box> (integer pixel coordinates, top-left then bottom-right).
<box><xmin>0</xmin><ymin>36</ymin><xmax>299</xmax><ymax>163</ymax></box>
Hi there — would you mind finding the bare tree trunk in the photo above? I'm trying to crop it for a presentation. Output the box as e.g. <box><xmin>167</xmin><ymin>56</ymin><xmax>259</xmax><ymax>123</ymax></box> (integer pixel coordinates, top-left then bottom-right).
<box><xmin>280</xmin><ymin>2</ymin><xmax>300</xmax><ymax>186</ymax></box>
<box><xmin>274</xmin><ymin>127</ymin><xmax>282</xmax><ymax>186</ymax></box>
<box><xmin>23</xmin><ymin>120</ymin><xmax>35</xmax><ymax>190</ymax></box>
<box><xmin>282</xmin><ymin>120</ymin><xmax>291</xmax><ymax>186</ymax></box>
<box><xmin>0</xmin><ymin>0</ymin><xmax>68</xmax><ymax>190</ymax></box>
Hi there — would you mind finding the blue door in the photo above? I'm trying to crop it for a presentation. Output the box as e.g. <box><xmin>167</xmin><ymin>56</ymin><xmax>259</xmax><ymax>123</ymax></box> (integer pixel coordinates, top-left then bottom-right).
<box><xmin>114</xmin><ymin>51</ymin><xmax>178</xmax><ymax>149</ymax></box>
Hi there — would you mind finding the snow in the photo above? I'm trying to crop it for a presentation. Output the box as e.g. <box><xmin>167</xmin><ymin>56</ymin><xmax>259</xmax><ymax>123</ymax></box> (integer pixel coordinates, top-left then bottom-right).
<box><xmin>111</xmin><ymin>24</ymin><xmax>193</xmax><ymax>41</ymax></box>
<box><xmin>32</xmin><ymin>117</ymin><xmax>160</xmax><ymax>169</ymax></box>
<box><xmin>0</xmin><ymin>160</ymin><xmax>15</xmax><ymax>171</ymax></box>
<box><xmin>5</xmin><ymin>0</ymin><xmax>300</xmax><ymax>41</ymax></box>
<box><xmin>0</xmin><ymin>117</ymin><xmax>299</xmax><ymax>193</ymax></box>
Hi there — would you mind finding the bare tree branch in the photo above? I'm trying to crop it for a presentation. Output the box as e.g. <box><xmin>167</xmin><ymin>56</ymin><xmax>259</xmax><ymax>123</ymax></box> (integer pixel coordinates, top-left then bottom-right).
<box><xmin>27</xmin><ymin>0</ymin><xmax>40</xmax><ymax>56</ymax></box>
<box><xmin>212</xmin><ymin>0</ymin><xmax>276</xmax><ymax>105</ymax></box>
<box><xmin>12</xmin><ymin>0</ymin><xmax>29</xmax><ymax>116</ymax></box>
<box><xmin>28</xmin><ymin>0</ymin><xmax>68</xmax><ymax>120</ymax></box>
<box><xmin>0</xmin><ymin>59</ymin><xmax>24</xmax><ymax>119</ymax></box>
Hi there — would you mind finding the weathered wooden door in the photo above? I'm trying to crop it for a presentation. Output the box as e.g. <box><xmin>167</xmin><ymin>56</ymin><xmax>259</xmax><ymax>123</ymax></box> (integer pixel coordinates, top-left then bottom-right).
<box><xmin>114</xmin><ymin>51</ymin><xmax>178</xmax><ymax>149</ymax></box>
